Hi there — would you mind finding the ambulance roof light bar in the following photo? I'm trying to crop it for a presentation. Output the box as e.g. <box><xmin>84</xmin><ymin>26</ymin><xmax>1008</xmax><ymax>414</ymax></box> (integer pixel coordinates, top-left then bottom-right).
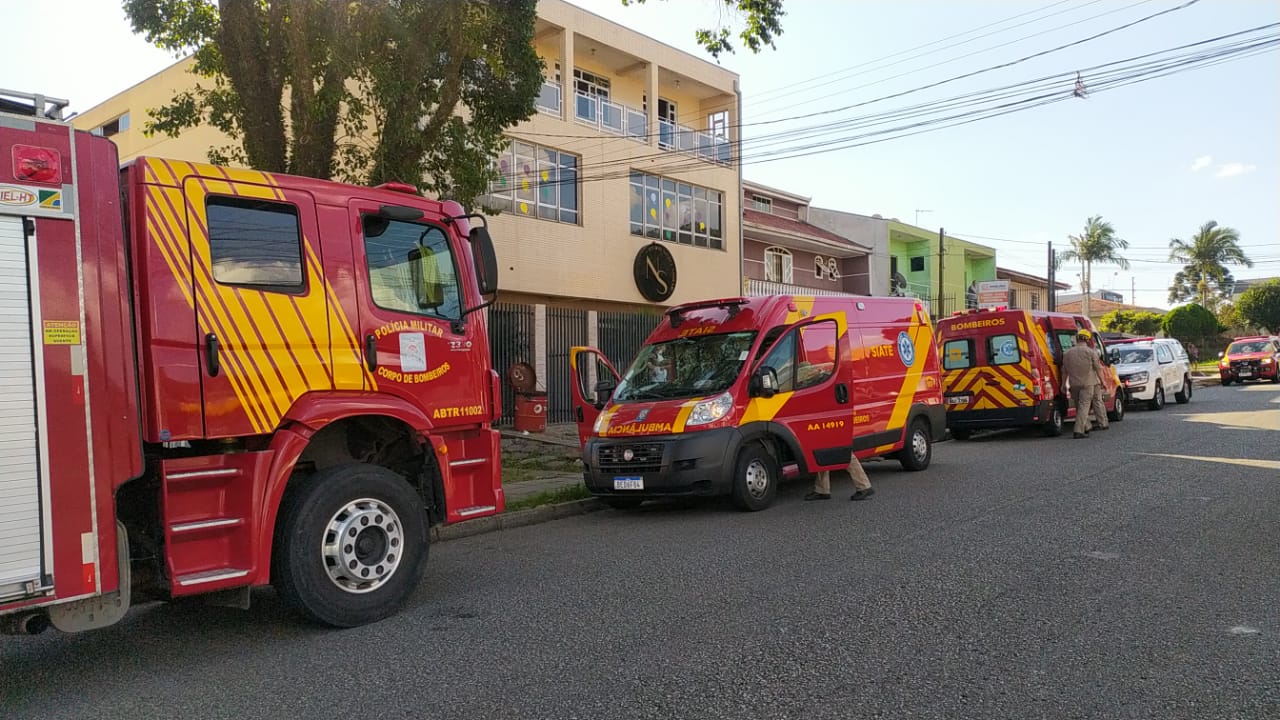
<box><xmin>0</xmin><ymin>89</ymin><xmax>70</xmax><ymax>120</ymax></box>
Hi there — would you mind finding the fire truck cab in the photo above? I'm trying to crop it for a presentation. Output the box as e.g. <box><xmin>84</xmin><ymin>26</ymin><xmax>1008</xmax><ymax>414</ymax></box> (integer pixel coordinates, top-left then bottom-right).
<box><xmin>569</xmin><ymin>295</ymin><xmax>945</xmax><ymax>511</ymax></box>
<box><xmin>0</xmin><ymin>90</ymin><xmax>502</xmax><ymax>634</ymax></box>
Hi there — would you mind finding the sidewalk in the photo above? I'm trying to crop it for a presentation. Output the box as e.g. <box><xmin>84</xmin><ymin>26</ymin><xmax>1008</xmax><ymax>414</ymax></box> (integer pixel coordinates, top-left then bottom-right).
<box><xmin>499</xmin><ymin>423</ymin><xmax>587</xmax><ymax>504</ymax></box>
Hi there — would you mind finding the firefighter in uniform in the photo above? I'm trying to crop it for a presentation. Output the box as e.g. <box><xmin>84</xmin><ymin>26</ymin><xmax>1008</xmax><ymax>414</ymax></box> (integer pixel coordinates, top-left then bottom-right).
<box><xmin>1061</xmin><ymin>330</ymin><xmax>1107</xmax><ymax>438</ymax></box>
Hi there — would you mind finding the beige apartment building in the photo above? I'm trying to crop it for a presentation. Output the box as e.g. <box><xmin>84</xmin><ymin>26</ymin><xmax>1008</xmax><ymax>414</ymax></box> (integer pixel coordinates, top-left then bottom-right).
<box><xmin>71</xmin><ymin>0</ymin><xmax>742</xmax><ymax>423</ymax></box>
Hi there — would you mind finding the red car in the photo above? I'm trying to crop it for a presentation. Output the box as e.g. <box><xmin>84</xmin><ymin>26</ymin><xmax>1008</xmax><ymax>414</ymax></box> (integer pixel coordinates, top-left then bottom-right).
<box><xmin>1219</xmin><ymin>335</ymin><xmax>1280</xmax><ymax>384</ymax></box>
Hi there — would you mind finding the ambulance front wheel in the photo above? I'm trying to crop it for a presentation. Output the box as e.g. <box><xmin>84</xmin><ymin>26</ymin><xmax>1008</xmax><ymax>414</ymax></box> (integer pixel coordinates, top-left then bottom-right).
<box><xmin>897</xmin><ymin>418</ymin><xmax>933</xmax><ymax>471</ymax></box>
<box><xmin>273</xmin><ymin>463</ymin><xmax>429</xmax><ymax>628</ymax></box>
<box><xmin>731</xmin><ymin>443</ymin><xmax>779</xmax><ymax>511</ymax></box>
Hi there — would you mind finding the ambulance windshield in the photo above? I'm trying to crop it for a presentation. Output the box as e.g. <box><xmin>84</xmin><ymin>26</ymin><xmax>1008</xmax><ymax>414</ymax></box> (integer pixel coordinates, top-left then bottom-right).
<box><xmin>614</xmin><ymin>331</ymin><xmax>757</xmax><ymax>401</ymax></box>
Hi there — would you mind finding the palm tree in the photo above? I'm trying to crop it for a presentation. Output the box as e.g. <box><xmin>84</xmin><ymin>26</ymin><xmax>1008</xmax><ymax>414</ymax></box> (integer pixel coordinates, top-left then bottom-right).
<box><xmin>1058</xmin><ymin>216</ymin><xmax>1129</xmax><ymax>317</ymax></box>
<box><xmin>1167</xmin><ymin>220</ymin><xmax>1252</xmax><ymax>308</ymax></box>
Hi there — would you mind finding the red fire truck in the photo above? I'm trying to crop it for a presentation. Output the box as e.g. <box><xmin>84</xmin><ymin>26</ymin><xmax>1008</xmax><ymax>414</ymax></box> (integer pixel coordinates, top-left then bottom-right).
<box><xmin>0</xmin><ymin>90</ymin><xmax>503</xmax><ymax>633</ymax></box>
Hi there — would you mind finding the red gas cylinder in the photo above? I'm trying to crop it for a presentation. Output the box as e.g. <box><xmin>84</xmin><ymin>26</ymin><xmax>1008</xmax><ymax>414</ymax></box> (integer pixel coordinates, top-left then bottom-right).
<box><xmin>513</xmin><ymin>392</ymin><xmax>547</xmax><ymax>433</ymax></box>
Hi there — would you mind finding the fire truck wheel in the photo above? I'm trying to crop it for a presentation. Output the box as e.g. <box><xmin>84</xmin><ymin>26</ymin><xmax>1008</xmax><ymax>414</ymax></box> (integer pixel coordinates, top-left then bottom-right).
<box><xmin>730</xmin><ymin>443</ymin><xmax>778</xmax><ymax>511</ymax></box>
<box><xmin>273</xmin><ymin>463</ymin><xmax>428</xmax><ymax>628</ymax></box>
<box><xmin>897</xmin><ymin>418</ymin><xmax>932</xmax><ymax>471</ymax></box>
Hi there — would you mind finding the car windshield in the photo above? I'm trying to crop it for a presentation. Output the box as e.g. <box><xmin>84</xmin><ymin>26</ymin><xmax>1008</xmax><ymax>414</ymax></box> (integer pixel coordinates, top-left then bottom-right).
<box><xmin>1228</xmin><ymin>341</ymin><xmax>1269</xmax><ymax>354</ymax></box>
<box><xmin>613</xmin><ymin>331</ymin><xmax>757</xmax><ymax>401</ymax></box>
<box><xmin>1111</xmin><ymin>347</ymin><xmax>1153</xmax><ymax>364</ymax></box>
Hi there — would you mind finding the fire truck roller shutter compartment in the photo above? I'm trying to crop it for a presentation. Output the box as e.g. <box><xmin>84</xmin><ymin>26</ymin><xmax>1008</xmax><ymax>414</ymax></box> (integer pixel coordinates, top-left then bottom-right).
<box><xmin>0</xmin><ymin>214</ymin><xmax>47</xmax><ymax>601</ymax></box>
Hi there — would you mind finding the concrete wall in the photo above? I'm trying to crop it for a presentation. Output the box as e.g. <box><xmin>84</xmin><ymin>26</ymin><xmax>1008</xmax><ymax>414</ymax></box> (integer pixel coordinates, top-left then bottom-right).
<box><xmin>806</xmin><ymin>208</ymin><xmax>890</xmax><ymax>296</ymax></box>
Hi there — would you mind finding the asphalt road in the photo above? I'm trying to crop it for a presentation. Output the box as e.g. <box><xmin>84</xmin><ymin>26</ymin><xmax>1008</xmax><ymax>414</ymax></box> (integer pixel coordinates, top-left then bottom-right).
<box><xmin>3</xmin><ymin>383</ymin><xmax>1278</xmax><ymax>719</ymax></box>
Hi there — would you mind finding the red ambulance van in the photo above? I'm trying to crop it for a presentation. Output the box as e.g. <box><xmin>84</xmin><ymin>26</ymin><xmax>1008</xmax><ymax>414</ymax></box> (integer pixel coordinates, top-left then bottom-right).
<box><xmin>568</xmin><ymin>295</ymin><xmax>945</xmax><ymax>511</ymax></box>
<box><xmin>937</xmin><ymin>307</ymin><xmax>1124</xmax><ymax>439</ymax></box>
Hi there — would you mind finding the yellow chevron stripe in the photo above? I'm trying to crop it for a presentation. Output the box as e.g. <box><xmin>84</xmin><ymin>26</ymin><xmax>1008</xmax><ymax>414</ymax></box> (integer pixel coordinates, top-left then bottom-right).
<box><xmin>146</xmin><ymin>186</ymin><xmax>270</xmax><ymax>433</ymax></box>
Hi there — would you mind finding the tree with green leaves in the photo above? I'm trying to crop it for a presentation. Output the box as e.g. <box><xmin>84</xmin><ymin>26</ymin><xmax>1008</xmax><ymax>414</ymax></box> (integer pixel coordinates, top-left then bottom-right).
<box><xmin>124</xmin><ymin>0</ymin><xmax>544</xmax><ymax>207</ymax></box>
<box><xmin>622</xmin><ymin>0</ymin><xmax>784</xmax><ymax>58</ymax></box>
<box><xmin>1057</xmin><ymin>216</ymin><xmax>1129</xmax><ymax>318</ymax></box>
<box><xmin>1161</xmin><ymin>302</ymin><xmax>1220</xmax><ymax>346</ymax></box>
<box><xmin>1234</xmin><ymin>279</ymin><xmax>1280</xmax><ymax>333</ymax></box>
<box><xmin>1167</xmin><ymin>220</ymin><xmax>1252</xmax><ymax>309</ymax></box>
<box><xmin>1099</xmin><ymin>309</ymin><xmax>1164</xmax><ymax>336</ymax></box>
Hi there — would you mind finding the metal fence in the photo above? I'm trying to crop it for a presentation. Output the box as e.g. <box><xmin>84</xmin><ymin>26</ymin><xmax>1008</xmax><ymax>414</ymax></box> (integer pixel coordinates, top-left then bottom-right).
<box><xmin>597</xmin><ymin>310</ymin><xmax>664</xmax><ymax>371</ymax></box>
<box><xmin>487</xmin><ymin>302</ymin><xmax>535</xmax><ymax>425</ymax></box>
<box><xmin>545</xmin><ymin>307</ymin><xmax>589</xmax><ymax>423</ymax></box>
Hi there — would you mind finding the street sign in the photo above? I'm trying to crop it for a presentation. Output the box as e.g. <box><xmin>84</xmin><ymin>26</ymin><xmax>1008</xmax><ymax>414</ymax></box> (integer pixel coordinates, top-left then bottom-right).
<box><xmin>976</xmin><ymin>280</ymin><xmax>1010</xmax><ymax>308</ymax></box>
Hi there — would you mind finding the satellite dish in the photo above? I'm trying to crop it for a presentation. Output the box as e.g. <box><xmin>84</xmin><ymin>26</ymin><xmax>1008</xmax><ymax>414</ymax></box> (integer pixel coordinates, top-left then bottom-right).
<box><xmin>891</xmin><ymin>271</ymin><xmax>909</xmax><ymax>296</ymax></box>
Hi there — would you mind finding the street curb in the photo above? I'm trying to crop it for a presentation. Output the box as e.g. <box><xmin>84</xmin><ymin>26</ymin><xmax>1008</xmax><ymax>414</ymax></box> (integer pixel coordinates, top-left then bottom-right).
<box><xmin>1191</xmin><ymin>375</ymin><xmax>1220</xmax><ymax>387</ymax></box>
<box><xmin>430</xmin><ymin>498</ymin><xmax>604</xmax><ymax>542</ymax></box>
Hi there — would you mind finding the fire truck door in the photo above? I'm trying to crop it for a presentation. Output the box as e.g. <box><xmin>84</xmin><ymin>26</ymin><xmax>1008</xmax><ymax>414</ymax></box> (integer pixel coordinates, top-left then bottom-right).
<box><xmin>0</xmin><ymin>214</ymin><xmax>51</xmax><ymax>601</ymax></box>
<box><xmin>184</xmin><ymin>178</ymin><xmax>331</xmax><ymax>437</ymax></box>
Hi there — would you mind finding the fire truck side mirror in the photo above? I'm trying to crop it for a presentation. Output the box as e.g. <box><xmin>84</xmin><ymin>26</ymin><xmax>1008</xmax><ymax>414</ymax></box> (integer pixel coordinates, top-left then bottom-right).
<box><xmin>469</xmin><ymin>226</ymin><xmax>499</xmax><ymax>296</ymax></box>
<box><xmin>750</xmin><ymin>366</ymin><xmax>779</xmax><ymax>398</ymax></box>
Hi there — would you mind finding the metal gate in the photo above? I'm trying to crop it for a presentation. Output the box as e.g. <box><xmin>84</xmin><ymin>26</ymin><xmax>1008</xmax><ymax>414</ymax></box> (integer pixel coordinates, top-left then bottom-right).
<box><xmin>0</xmin><ymin>215</ymin><xmax>45</xmax><ymax>599</ymax></box>
<box><xmin>545</xmin><ymin>307</ymin><xmax>588</xmax><ymax>423</ymax></box>
<box><xmin>487</xmin><ymin>302</ymin><xmax>535</xmax><ymax>425</ymax></box>
<box><xmin>597</xmin><ymin>310</ymin><xmax>663</xmax><ymax>371</ymax></box>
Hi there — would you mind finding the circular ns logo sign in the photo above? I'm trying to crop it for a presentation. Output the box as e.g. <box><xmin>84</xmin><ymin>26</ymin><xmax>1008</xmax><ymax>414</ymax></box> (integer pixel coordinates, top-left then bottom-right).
<box><xmin>897</xmin><ymin>331</ymin><xmax>915</xmax><ymax>367</ymax></box>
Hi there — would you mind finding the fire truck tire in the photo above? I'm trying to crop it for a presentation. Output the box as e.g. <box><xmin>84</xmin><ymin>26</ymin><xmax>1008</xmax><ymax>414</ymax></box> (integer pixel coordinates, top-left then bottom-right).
<box><xmin>273</xmin><ymin>463</ymin><xmax>428</xmax><ymax>628</ymax></box>
<box><xmin>730</xmin><ymin>443</ymin><xmax>778</xmax><ymax>512</ymax></box>
<box><xmin>896</xmin><ymin>418</ymin><xmax>932</xmax><ymax>471</ymax></box>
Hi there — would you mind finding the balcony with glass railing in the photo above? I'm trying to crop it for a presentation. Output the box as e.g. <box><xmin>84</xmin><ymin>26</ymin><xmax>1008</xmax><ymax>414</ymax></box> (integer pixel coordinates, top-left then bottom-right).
<box><xmin>564</xmin><ymin>90</ymin><xmax>734</xmax><ymax>166</ymax></box>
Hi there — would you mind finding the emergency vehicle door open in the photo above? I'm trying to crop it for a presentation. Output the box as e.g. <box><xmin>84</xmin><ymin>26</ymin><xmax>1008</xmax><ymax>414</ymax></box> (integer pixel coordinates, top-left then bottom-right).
<box><xmin>570</xmin><ymin>347</ymin><xmax>620</xmax><ymax>447</ymax></box>
<box><xmin>0</xmin><ymin>213</ymin><xmax>53</xmax><ymax>601</ymax></box>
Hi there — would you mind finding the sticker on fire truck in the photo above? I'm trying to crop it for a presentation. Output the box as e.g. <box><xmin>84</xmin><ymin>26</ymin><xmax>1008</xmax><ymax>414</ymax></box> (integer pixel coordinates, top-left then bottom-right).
<box><xmin>43</xmin><ymin>320</ymin><xmax>82</xmax><ymax>345</ymax></box>
<box><xmin>400</xmin><ymin>332</ymin><xmax>427</xmax><ymax>372</ymax></box>
<box><xmin>0</xmin><ymin>184</ymin><xmax>66</xmax><ymax>214</ymax></box>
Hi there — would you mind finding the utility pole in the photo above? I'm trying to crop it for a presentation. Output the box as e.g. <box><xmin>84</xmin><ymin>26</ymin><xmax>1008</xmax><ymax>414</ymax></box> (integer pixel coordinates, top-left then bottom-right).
<box><xmin>938</xmin><ymin>227</ymin><xmax>946</xmax><ymax>315</ymax></box>
<box><xmin>1131</xmin><ymin>276</ymin><xmax>1135</xmax><ymax>306</ymax></box>
<box><xmin>1047</xmin><ymin>240</ymin><xmax>1055</xmax><ymax>311</ymax></box>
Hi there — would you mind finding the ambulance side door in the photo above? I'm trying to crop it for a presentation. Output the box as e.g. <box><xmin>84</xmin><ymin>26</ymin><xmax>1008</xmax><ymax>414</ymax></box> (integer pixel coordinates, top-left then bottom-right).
<box><xmin>754</xmin><ymin>315</ymin><xmax>851</xmax><ymax>470</ymax></box>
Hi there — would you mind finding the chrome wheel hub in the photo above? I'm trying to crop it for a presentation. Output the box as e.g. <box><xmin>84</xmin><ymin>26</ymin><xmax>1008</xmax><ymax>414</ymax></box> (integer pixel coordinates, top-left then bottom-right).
<box><xmin>322</xmin><ymin>498</ymin><xmax>404</xmax><ymax>594</ymax></box>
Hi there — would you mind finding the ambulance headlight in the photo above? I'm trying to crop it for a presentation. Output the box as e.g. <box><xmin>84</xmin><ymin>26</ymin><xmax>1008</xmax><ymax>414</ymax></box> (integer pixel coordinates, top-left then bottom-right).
<box><xmin>687</xmin><ymin>392</ymin><xmax>733</xmax><ymax>427</ymax></box>
<box><xmin>593</xmin><ymin>411</ymin><xmax>610</xmax><ymax>433</ymax></box>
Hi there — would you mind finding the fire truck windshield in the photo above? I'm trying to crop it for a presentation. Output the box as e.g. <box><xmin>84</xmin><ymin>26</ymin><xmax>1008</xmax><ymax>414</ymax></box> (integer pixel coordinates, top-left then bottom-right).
<box><xmin>614</xmin><ymin>331</ymin><xmax>757</xmax><ymax>401</ymax></box>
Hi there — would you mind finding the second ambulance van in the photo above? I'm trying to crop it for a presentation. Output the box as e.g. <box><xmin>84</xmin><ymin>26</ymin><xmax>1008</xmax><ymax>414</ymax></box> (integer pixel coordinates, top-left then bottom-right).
<box><xmin>568</xmin><ymin>294</ymin><xmax>945</xmax><ymax>511</ymax></box>
<box><xmin>937</xmin><ymin>307</ymin><xmax>1124</xmax><ymax>439</ymax></box>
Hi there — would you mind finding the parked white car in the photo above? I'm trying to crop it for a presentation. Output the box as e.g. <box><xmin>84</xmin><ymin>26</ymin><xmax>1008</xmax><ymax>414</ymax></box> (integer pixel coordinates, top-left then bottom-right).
<box><xmin>1107</xmin><ymin>338</ymin><xmax>1192</xmax><ymax>410</ymax></box>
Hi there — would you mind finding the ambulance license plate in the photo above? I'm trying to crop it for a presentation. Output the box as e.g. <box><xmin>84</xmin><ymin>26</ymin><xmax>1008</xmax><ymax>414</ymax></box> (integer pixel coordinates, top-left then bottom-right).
<box><xmin>1239</xmin><ymin>369</ymin><xmax>1252</xmax><ymax>377</ymax></box>
<box><xmin>613</xmin><ymin>476</ymin><xmax>644</xmax><ymax>490</ymax></box>
<box><xmin>947</xmin><ymin>395</ymin><xmax>971</xmax><ymax>405</ymax></box>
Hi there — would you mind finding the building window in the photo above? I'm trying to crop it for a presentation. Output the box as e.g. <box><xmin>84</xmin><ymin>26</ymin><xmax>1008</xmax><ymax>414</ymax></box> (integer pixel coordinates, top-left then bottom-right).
<box><xmin>910</xmin><ymin>256</ymin><xmax>925</xmax><ymax>272</ymax></box>
<box><xmin>1030</xmin><ymin>292</ymin><xmax>1041</xmax><ymax>310</ymax></box>
<box><xmin>814</xmin><ymin>255</ymin><xmax>826</xmax><ymax>279</ymax></box>
<box><xmin>764</xmin><ymin>247</ymin><xmax>793</xmax><ymax>283</ymax></box>
<box><xmin>708</xmin><ymin>110</ymin><xmax>728</xmax><ymax>139</ymax></box>
<box><xmin>573</xmin><ymin>68</ymin><xmax>611</xmax><ymax>99</ymax></box>
<box><xmin>487</xmin><ymin>140</ymin><xmax>578</xmax><ymax>224</ymax></box>
<box><xmin>206</xmin><ymin>196</ymin><xmax>303</xmax><ymax>292</ymax></box>
<box><xmin>752</xmin><ymin>195</ymin><xmax>772</xmax><ymax>213</ymax></box>
<box><xmin>629</xmin><ymin>170</ymin><xmax>723</xmax><ymax>250</ymax></box>
<box><xmin>362</xmin><ymin>217</ymin><xmax>461</xmax><ymax>321</ymax></box>
<box><xmin>92</xmin><ymin>112</ymin><xmax>130</xmax><ymax>137</ymax></box>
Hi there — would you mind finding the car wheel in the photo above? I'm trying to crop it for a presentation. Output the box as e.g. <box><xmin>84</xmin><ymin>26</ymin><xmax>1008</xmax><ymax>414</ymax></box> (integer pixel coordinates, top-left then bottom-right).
<box><xmin>730</xmin><ymin>442</ymin><xmax>779</xmax><ymax>512</ymax></box>
<box><xmin>273</xmin><ymin>463</ymin><xmax>428</xmax><ymax>628</ymax></box>
<box><xmin>1175</xmin><ymin>375</ymin><xmax>1191</xmax><ymax>403</ymax></box>
<box><xmin>950</xmin><ymin>428</ymin><xmax>972</xmax><ymax>441</ymax></box>
<box><xmin>1148</xmin><ymin>382</ymin><xmax>1165</xmax><ymax>411</ymax></box>
<box><xmin>897</xmin><ymin>418</ymin><xmax>933</xmax><ymax>471</ymax></box>
<box><xmin>1042</xmin><ymin>402</ymin><xmax>1064</xmax><ymax>437</ymax></box>
<box><xmin>1108</xmin><ymin>392</ymin><xmax>1125</xmax><ymax>422</ymax></box>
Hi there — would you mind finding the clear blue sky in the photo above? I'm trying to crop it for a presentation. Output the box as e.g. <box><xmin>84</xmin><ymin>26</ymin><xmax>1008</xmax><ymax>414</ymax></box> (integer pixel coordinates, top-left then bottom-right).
<box><xmin>3</xmin><ymin>0</ymin><xmax>1276</xmax><ymax>309</ymax></box>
